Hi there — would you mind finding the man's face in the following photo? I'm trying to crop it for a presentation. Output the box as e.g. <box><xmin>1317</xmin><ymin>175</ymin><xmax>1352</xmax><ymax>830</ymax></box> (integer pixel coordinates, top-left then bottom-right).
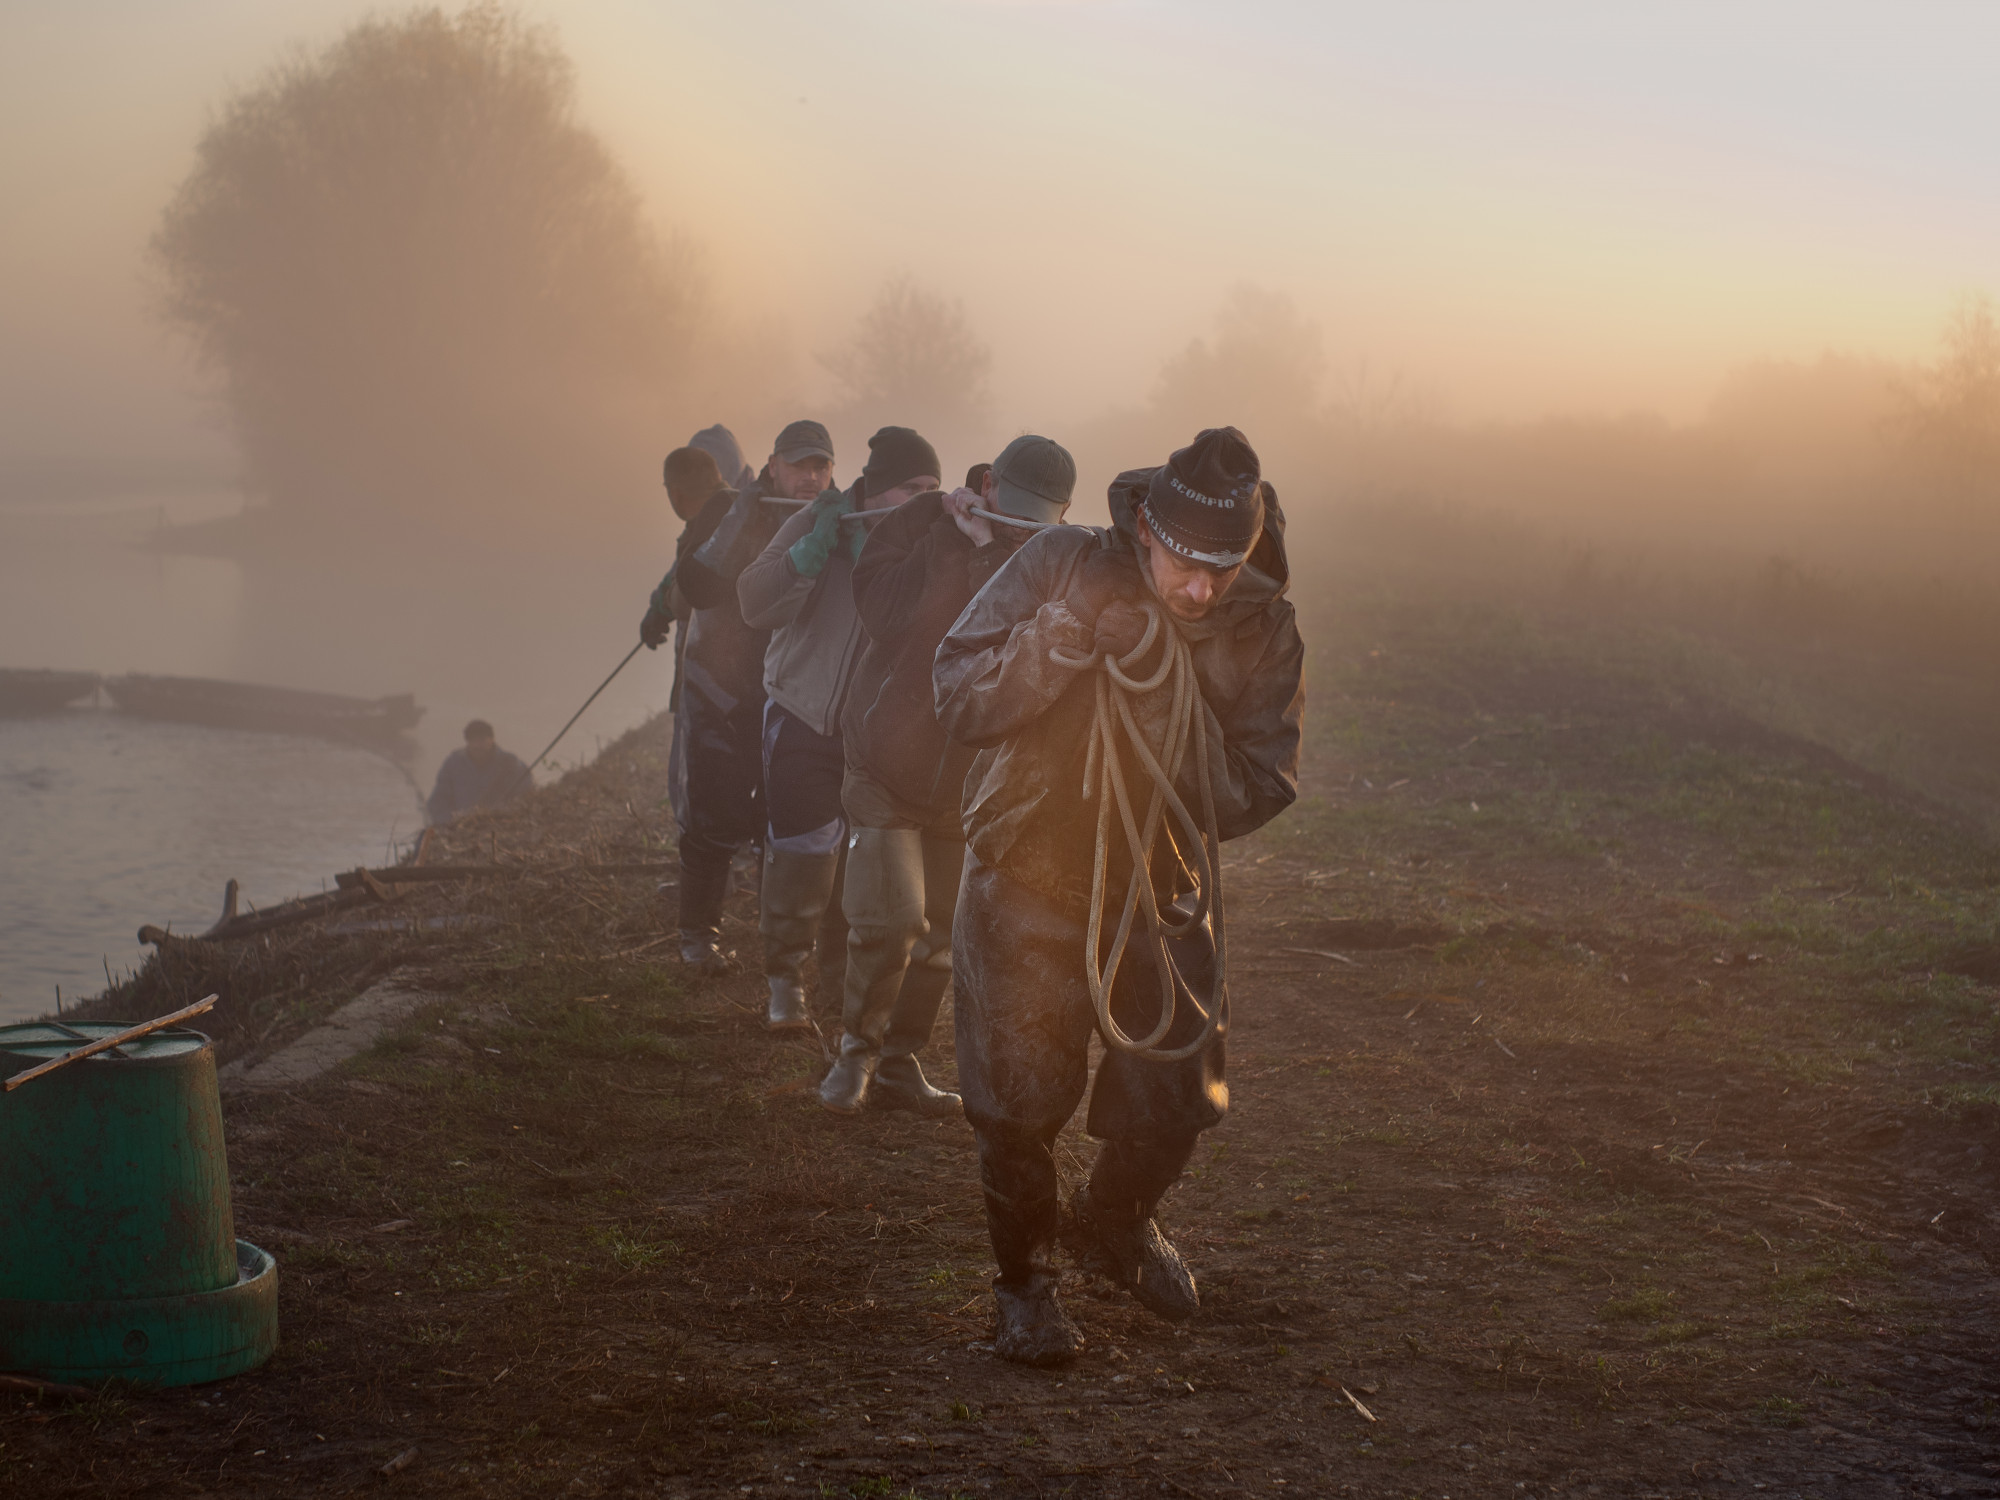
<box><xmin>863</xmin><ymin>475</ymin><xmax>939</xmax><ymax>512</ymax></box>
<box><xmin>466</xmin><ymin>733</ymin><xmax>497</xmax><ymax>764</ymax></box>
<box><xmin>770</xmin><ymin>453</ymin><xmax>834</xmax><ymax>501</ymax></box>
<box><xmin>1134</xmin><ymin>508</ymin><xmax>1246</xmax><ymax>622</ymax></box>
<box><xmin>665</xmin><ymin>481</ymin><xmax>707</xmax><ymax>522</ymax></box>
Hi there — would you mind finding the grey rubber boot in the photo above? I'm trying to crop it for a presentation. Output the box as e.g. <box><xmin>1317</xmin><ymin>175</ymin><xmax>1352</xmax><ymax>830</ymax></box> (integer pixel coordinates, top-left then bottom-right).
<box><xmin>760</xmin><ymin>846</ymin><xmax>840</xmax><ymax>1033</ymax></box>
<box><xmin>1063</xmin><ymin>1137</ymin><xmax>1201</xmax><ymax>1322</ymax></box>
<box><xmin>675</xmin><ymin>848</ymin><xmax>735</xmax><ymax>977</ymax></box>
<box><xmin>819</xmin><ymin>827</ymin><xmax>924</xmax><ymax>1114</ymax></box>
<box><xmin>870</xmin><ymin>834</ymin><xmax>966</xmax><ymax>1118</ymax></box>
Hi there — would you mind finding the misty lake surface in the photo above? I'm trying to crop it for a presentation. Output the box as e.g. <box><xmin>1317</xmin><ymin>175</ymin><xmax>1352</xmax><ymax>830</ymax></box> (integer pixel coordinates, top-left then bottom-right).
<box><xmin>0</xmin><ymin>710</ymin><xmax>423</xmax><ymax>1025</ymax></box>
<box><xmin>0</xmin><ymin>497</ymin><xmax>670</xmax><ymax>1026</ymax></box>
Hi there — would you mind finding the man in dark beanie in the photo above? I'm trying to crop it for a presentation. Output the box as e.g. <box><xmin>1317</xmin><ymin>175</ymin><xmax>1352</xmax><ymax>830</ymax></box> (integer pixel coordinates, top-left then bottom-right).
<box><xmin>822</xmin><ymin>434</ymin><xmax>1078</xmax><ymax>1118</ymax></box>
<box><xmin>666</xmin><ymin>420</ymin><xmax>834</xmax><ymax>975</ymax></box>
<box><xmin>737</xmin><ymin>426</ymin><xmax>941</xmax><ymax>1031</ymax></box>
<box><xmin>934</xmin><ymin>425</ymin><xmax>1304</xmax><ymax>1365</ymax></box>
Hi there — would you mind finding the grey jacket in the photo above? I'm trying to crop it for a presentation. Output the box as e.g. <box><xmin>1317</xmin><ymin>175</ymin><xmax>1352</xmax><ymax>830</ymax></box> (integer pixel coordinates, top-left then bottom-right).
<box><xmin>934</xmin><ymin>470</ymin><xmax>1303</xmax><ymax>900</ymax></box>
<box><xmin>736</xmin><ymin>484</ymin><xmax>872</xmax><ymax>737</ymax></box>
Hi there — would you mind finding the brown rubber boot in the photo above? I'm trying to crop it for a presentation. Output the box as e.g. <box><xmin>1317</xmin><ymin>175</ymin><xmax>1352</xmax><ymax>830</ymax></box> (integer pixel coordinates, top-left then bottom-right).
<box><xmin>980</xmin><ymin>1129</ymin><xmax>1084</xmax><ymax>1367</ymax></box>
<box><xmin>819</xmin><ymin>828</ymin><xmax>922</xmax><ymax>1114</ymax></box>
<box><xmin>1063</xmin><ymin>1137</ymin><xmax>1201</xmax><ymax>1323</ymax></box>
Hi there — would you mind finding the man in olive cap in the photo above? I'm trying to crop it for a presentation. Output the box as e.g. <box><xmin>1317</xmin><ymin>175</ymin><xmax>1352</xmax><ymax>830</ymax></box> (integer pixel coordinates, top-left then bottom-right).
<box><xmin>737</xmin><ymin>426</ymin><xmax>941</xmax><ymax>1032</ymax></box>
<box><xmin>934</xmin><ymin>426</ymin><xmax>1305</xmax><ymax>1366</ymax></box>
<box><xmin>667</xmin><ymin>420</ymin><xmax>837</xmax><ymax>975</ymax></box>
<box><xmin>824</xmin><ymin>435</ymin><xmax>1078</xmax><ymax>1117</ymax></box>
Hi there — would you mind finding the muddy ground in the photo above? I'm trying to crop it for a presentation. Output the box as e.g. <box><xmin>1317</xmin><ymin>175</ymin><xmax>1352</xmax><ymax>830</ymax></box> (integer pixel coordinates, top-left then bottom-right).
<box><xmin>6</xmin><ymin>593</ymin><xmax>1998</xmax><ymax>1498</ymax></box>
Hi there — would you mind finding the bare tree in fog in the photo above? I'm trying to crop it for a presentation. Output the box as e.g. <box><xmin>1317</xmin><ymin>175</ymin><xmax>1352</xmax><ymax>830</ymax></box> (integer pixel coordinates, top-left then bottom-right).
<box><xmin>1152</xmin><ymin>287</ymin><xmax>1324</xmax><ymax>439</ymax></box>
<box><xmin>821</xmin><ymin>275</ymin><xmax>991</xmax><ymax>453</ymax></box>
<box><xmin>151</xmin><ymin>3</ymin><xmax>701</xmax><ymax>548</ymax></box>
<box><xmin>1894</xmin><ymin>293</ymin><xmax>2000</xmax><ymax>515</ymax></box>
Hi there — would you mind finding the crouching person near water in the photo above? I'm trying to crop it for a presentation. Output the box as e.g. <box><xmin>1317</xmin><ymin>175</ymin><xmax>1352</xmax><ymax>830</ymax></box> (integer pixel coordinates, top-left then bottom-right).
<box><xmin>737</xmin><ymin>427</ymin><xmax>942</xmax><ymax>1033</ymax></box>
<box><xmin>933</xmin><ymin>427</ymin><xmax>1304</xmax><ymax>1366</ymax></box>
<box><xmin>824</xmin><ymin>436</ymin><xmax>1079</xmax><ymax>1117</ymax></box>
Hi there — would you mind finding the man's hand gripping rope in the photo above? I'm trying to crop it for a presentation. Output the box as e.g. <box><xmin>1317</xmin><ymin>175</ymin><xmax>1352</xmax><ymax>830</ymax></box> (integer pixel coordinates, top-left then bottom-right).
<box><xmin>1049</xmin><ymin>601</ymin><xmax>1227</xmax><ymax>1063</ymax></box>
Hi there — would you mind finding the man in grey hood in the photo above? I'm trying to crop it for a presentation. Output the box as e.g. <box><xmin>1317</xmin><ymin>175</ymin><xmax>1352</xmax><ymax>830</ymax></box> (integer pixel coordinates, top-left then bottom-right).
<box><xmin>934</xmin><ymin>426</ymin><xmax>1304</xmax><ymax>1366</ymax></box>
<box><xmin>641</xmin><ymin>424</ymin><xmax>755</xmax><ymax>870</ymax></box>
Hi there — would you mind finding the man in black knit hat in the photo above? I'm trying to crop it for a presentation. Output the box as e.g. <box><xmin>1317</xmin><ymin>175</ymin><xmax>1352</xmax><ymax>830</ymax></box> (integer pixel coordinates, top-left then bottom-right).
<box><xmin>738</xmin><ymin>426</ymin><xmax>941</xmax><ymax>1034</ymax></box>
<box><xmin>934</xmin><ymin>426</ymin><xmax>1305</xmax><ymax>1366</ymax></box>
<box><xmin>825</xmin><ymin>435</ymin><xmax>1078</xmax><ymax>1118</ymax></box>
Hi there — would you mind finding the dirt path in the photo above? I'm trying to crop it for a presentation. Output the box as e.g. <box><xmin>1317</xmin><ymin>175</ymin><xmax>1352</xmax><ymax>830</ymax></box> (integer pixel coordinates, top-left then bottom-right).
<box><xmin>6</xmin><ymin>599</ymin><xmax>1997</xmax><ymax>1498</ymax></box>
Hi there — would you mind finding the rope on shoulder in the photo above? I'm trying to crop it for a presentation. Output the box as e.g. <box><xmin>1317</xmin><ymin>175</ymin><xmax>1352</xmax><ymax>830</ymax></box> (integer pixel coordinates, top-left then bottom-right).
<box><xmin>1048</xmin><ymin>600</ymin><xmax>1226</xmax><ymax>1063</ymax></box>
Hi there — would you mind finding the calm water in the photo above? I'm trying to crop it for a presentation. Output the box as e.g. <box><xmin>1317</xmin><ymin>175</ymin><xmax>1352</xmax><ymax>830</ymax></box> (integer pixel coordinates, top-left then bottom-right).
<box><xmin>0</xmin><ymin>497</ymin><xmax>675</xmax><ymax>1024</ymax></box>
<box><xmin>0</xmin><ymin>710</ymin><xmax>425</xmax><ymax>1023</ymax></box>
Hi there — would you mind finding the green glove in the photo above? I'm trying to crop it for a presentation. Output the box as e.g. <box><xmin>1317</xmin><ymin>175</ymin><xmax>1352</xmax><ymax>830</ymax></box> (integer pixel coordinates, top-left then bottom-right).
<box><xmin>787</xmin><ymin>488</ymin><xmax>852</xmax><ymax>577</ymax></box>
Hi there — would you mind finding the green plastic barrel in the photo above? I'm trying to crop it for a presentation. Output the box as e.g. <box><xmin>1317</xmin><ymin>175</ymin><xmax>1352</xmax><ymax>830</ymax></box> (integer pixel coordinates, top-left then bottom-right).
<box><xmin>0</xmin><ymin>1022</ymin><xmax>277</xmax><ymax>1385</ymax></box>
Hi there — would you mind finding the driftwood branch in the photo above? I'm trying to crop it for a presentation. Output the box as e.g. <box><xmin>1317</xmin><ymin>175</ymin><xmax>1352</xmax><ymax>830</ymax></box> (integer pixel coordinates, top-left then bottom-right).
<box><xmin>137</xmin><ymin>862</ymin><xmax>678</xmax><ymax>947</ymax></box>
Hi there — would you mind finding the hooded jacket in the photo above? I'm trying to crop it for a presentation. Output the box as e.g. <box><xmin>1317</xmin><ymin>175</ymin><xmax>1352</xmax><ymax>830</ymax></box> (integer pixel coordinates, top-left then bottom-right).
<box><xmin>736</xmin><ymin>480</ymin><xmax>875</xmax><ymax>738</ymax></box>
<box><xmin>843</xmin><ymin>492</ymin><xmax>1026</xmax><ymax>817</ymax></box>
<box><xmin>675</xmin><ymin>471</ymin><xmax>791</xmax><ymax>718</ymax></box>
<box><xmin>934</xmin><ymin>469</ymin><xmax>1303</xmax><ymax>901</ymax></box>
<box><xmin>645</xmin><ymin>477</ymin><xmax>739</xmax><ymax>712</ymax></box>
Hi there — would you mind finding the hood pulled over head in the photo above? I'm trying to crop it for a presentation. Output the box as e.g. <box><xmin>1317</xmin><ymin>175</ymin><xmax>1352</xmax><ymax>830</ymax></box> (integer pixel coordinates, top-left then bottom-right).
<box><xmin>689</xmin><ymin>423</ymin><xmax>752</xmax><ymax>489</ymax></box>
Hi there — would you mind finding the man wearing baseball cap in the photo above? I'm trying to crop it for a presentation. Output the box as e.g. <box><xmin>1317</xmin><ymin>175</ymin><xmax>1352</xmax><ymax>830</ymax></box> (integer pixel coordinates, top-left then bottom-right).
<box><xmin>737</xmin><ymin>426</ymin><xmax>942</xmax><ymax>1034</ymax></box>
<box><xmin>934</xmin><ymin>426</ymin><xmax>1305</xmax><ymax>1365</ymax></box>
<box><xmin>667</xmin><ymin>419</ymin><xmax>837</xmax><ymax>977</ymax></box>
<box><xmin>821</xmin><ymin>434</ymin><xmax>1079</xmax><ymax>1117</ymax></box>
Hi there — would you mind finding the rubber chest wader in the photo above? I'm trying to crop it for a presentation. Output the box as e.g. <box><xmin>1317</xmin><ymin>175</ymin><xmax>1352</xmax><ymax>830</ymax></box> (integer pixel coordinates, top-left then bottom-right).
<box><xmin>818</xmin><ymin>828</ymin><xmax>963</xmax><ymax>1116</ymax></box>
<box><xmin>991</xmin><ymin>598</ymin><xmax>1231</xmax><ymax>1363</ymax></box>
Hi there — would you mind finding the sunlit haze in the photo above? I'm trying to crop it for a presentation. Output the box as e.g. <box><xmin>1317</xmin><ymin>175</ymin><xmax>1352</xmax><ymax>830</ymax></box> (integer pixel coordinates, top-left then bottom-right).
<box><xmin>5</xmin><ymin>1</ymin><xmax>2000</xmax><ymax>506</ymax></box>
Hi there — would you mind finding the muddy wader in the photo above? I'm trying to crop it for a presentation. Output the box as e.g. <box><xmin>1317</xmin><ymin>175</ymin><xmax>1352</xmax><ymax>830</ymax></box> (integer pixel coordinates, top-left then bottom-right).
<box><xmin>673</xmin><ymin>668</ymin><xmax>764</xmax><ymax>975</ymax></box>
<box><xmin>955</xmin><ymin>860</ymin><xmax>1218</xmax><ymax>1364</ymax></box>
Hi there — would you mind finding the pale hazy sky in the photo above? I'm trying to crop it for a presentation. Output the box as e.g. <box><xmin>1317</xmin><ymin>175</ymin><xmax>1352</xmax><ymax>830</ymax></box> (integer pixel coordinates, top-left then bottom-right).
<box><xmin>4</xmin><ymin>0</ymin><xmax>1998</xmax><ymax>499</ymax></box>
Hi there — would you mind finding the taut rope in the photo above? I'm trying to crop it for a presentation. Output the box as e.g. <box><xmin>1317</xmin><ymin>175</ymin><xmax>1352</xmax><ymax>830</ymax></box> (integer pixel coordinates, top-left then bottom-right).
<box><xmin>1048</xmin><ymin>600</ymin><xmax>1227</xmax><ymax>1063</ymax></box>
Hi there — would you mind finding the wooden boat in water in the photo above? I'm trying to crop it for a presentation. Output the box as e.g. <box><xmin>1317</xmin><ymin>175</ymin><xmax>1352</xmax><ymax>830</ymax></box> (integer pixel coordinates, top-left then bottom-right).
<box><xmin>102</xmin><ymin>674</ymin><xmax>421</xmax><ymax>749</ymax></box>
<box><xmin>0</xmin><ymin>668</ymin><xmax>100</xmax><ymax>713</ymax></box>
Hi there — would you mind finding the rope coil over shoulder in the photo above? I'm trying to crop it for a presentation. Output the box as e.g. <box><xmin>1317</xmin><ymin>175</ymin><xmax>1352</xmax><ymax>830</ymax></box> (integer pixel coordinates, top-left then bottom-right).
<box><xmin>1048</xmin><ymin>599</ymin><xmax>1227</xmax><ymax>1063</ymax></box>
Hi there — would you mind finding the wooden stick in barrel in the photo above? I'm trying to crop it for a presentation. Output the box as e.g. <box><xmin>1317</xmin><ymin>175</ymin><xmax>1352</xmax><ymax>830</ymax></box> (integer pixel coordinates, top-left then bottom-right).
<box><xmin>3</xmin><ymin>995</ymin><xmax>219</xmax><ymax>1093</ymax></box>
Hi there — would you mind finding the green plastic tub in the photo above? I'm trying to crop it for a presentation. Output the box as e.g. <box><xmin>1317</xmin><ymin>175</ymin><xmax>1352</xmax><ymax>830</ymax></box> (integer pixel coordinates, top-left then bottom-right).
<box><xmin>0</xmin><ymin>1021</ymin><xmax>277</xmax><ymax>1385</ymax></box>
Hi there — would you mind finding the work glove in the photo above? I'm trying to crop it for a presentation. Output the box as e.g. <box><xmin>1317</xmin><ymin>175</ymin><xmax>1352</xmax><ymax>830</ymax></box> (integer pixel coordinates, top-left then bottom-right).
<box><xmin>786</xmin><ymin>488</ymin><xmax>853</xmax><ymax>578</ymax></box>
<box><xmin>1064</xmin><ymin>547</ymin><xmax>1142</xmax><ymax>628</ymax></box>
<box><xmin>639</xmin><ymin>605</ymin><xmax>672</xmax><ymax>650</ymax></box>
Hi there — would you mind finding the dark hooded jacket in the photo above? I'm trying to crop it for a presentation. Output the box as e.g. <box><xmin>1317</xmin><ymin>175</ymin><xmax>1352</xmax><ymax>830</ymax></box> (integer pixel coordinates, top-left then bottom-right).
<box><xmin>843</xmin><ymin>492</ymin><xmax>1027</xmax><ymax>817</ymax></box>
<box><xmin>674</xmin><ymin>469</ymin><xmax>794</xmax><ymax>717</ymax></box>
<box><xmin>933</xmin><ymin>469</ymin><xmax>1303</xmax><ymax>902</ymax></box>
